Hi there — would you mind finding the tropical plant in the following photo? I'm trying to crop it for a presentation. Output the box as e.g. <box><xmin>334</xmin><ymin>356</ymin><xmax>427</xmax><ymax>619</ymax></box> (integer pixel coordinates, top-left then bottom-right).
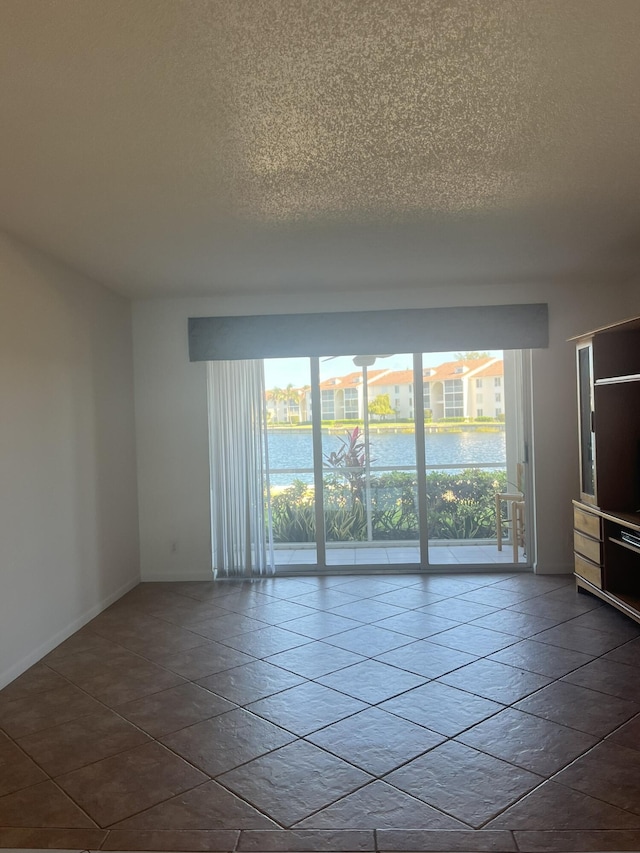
<box><xmin>269</xmin><ymin>478</ymin><xmax>369</xmax><ymax>543</ymax></box>
<box><xmin>323</xmin><ymin>427</ymin><xmax>369</xmax><ymax>505</ymax></box>
<box><xmin>269</xmin><ymin>480</ymin><xmax>315</xmax><ymax>542</ymax></box>
<box><xmin>370</xmin><ymin>472</ymin><xmax>419</xmax><ymax>540</ymax></box>
<box><xmin>324</xmin><ymin>481</ymin><xmax>367</xmax><ymax>541</ymax></box>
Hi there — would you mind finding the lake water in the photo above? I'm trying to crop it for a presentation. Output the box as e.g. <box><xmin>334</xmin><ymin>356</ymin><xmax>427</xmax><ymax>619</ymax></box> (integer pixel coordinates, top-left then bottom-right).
<box><xmin>267</xmin><ymin>429</ymin><xmax>505</xmax><ymax>486</ymax></box>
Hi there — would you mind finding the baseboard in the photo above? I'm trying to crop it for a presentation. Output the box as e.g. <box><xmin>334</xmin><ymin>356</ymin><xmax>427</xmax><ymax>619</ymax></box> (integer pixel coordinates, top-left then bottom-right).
<box><xmin>533</xmin><ymin>562</ymin><xmax>573</xmax><ymax>575</ymax></box>
<box><xmin>0</xmin><ymin>574</ymin><xmax>140</xmax><ymax>690</ymax></box>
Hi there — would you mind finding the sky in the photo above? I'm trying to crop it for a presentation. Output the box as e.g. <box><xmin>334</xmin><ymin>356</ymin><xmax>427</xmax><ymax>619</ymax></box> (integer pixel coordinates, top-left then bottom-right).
<box><xmin>263</xmin><ymin>351</ymin><xmax>501</xmax><ymax>390</ymax></box>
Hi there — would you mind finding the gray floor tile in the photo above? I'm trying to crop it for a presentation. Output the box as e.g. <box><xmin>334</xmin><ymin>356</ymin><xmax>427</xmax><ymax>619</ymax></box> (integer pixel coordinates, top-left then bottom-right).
<box><xmin>265</xmin><ymin>640</ymin><xmax>365</xmax><ymax>678</ymax></box>
<box><xmin>247</xmin><ymin>681</ymin><xmax>367</xmax><ymax>736</ymax></box>
<box><xmin>554</xmin><ymin>740</ymin><xmax>640</xmax><ymax>815</ymax></box>
<box><xmin>197</xmin><ymin>659</ymin><xmax>305</xmax><ymax>705</ymax></box>
<box><xmin>456</xmin><ymin>707</ymin><xmax>598</xmax><ymax>776</ymax></box>
<box><xmin>277</xmin><ymin>611</ymin><xmax>361</xmax><ymax>639</ymax></box>
<box><xmin>161</xmin><ymin>708</ymin><xmax>296</xmax><ymax>775</ymax></box>
<box><xmin>238</xmin><ymin>828</ymin><xmax>375</xmax><ymax>851</ymax></box>
<box><xmin>305</xmin><ymin>706</ymin><xmax>443</xmax><ymax>776</ymax></box>
<box><xmin>486</xmin><ymin>780</ymin><xmax>640</xmax><ymax>830</ymax></box>
<box><xmin>562</xmin><ymin>657</ymin><xmax>640</xmax><ymax>703</ymax></box>
<box><xmin>488</xmin><ymin>639</ymin><xmax>595</xmax><ymax>679</ymax></box>
<box><xmin>217</xmin><ymin>625</ymin><xmax>311</xmax><ymax>657</ymax></box>
<box><xmin>294</xmin><ymin>780</ymin><xmax>464</xmax><ymax>829</ymax></box>
<box><xmin>514</xmin><ymin>681</ymin><xmax>640</xmax><ymax>738</ymax></box>
<box><xmin>112</xmin><ymin>780</ymin><xmax>279</xmax><ymax>829</ymax></box>
<box><xmin>376</xmin><ymin>639</ymin><xmax>478</xmax><ymax>678</ymax></box>
<box><xmin>427</xmin><ymin>624</ymin><xmax>518</xmax><ymax>655</ymax></box>
<box><xmin>323</xmin><ymin>624</ymin><xmax>411</xmax><ymax>656</ymax></box>
<box><xmin>316</xmin><ymin>658</ymin><xmax>425</xmax><ymax>703</ymax></box>
<box><xmin>532</xmin><ymin>623</ymin><xmax>628</xmax><ymax>656</ymax></box>
<box><xmin>374</xmin><ymin>610</ymin><xmax>460</xmax><ymax>639</ymax></box>
<box><xmin>438</xmin><ymin>659</ymin><xmax>551</xmax><ymax>704</ymax></box>
<box><xmin>379</xmin><ymin>681</ymin><xmax>504</xmax><ymax>736</ymax></box>
<box><xmin>217</xmin><ymin>741</ymin><xmax>372</xmax><ymax>827</ymax></box>
<box><xmin>386</xmin><ymin>740</ymin><xmax>542</xmax><ymax>828</ymax></box>
<box><xmin>377</xmin><ymin>828</ymin><xmax>517</xmax><ymax>851</ymax></box>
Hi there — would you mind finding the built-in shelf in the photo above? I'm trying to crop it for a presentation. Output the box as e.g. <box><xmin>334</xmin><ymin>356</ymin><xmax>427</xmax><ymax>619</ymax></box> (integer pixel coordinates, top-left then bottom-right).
<box><xmin>614</xmin><ymin>591</ymin><xmax>640</xmax><ymax>614</ymax></box>
<box><xmin>571</xmin><ymin>314</ymin><xmax>640</xmax><ymax>626</ymax></box>
<box><xmin>600</xmin><ymin>509</ymin><xmax>640</xmax><ymax>531</ymax></box>
<box><xmin>595</xmin><ymin>373</ymin><xmax>640</xmax><ymax>386</ymax></box>
<box><xmin>609</xmin><ymin>536</ymin><xmax>640</xmax><ymax>556</ymax></box>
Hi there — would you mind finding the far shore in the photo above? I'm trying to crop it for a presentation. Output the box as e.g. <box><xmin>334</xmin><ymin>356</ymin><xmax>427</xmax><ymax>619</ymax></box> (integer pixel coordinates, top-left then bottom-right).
<box><xmin>267</xmin><ymin>421</ymin><xmax>505</xmax><ymax>434</ymax></box>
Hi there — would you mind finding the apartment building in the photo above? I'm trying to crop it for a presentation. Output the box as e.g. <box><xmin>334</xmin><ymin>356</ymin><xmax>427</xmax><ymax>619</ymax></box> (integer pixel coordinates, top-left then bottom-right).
<box><xmin>269</xmin><ymin>358</ymin><xmax>504</xmax><ymax>423</ymax></box>
<box><xmin>422</xmin><ymin>358</ymin><xmax>504</xmax><ymax>421</ymax></box>
<box><xmin>317</xmin><ymin>369</ymin><xmax>391</xmax><ymax>421</ymax></box>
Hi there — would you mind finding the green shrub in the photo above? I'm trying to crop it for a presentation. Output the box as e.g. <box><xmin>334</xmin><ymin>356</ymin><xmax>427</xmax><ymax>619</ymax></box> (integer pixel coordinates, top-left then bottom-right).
<box><xmin>323</xmin><ymin>476</ymin><xmax>368</xmax><ymax>541</ymax></box>
<box><xmin>270</xmin><ymin>480</ymin><xmax>315</xmax><ymax>542</ymax></box>
<box><xmin>425</xmin><ymin>469</ymin><xmax>506</xmax><ymax>539</ymax></box>
<box><xmin>369</xmin><ymin>471</ymin><xmax>419</xmax><ymax>540</ymax></box>
<box><xmin>269</xmin><ymin>469</ymin><xmax>508</xmax><ymax>543</ymax></box>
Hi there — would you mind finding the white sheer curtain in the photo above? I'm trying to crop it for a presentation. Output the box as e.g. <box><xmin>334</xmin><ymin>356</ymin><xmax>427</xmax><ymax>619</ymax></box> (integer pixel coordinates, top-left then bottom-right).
<box><xmin>207</xmin><ymin>359</ymin><xmax>274</xmax><ymax>577</ymax></box>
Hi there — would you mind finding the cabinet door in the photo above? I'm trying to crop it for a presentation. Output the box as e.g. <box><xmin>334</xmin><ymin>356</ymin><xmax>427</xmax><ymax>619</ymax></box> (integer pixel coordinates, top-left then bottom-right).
<box><xmin>577</xmin><ymin>342</ymin><xmax>597</xmax><ymax>505</ymax></box>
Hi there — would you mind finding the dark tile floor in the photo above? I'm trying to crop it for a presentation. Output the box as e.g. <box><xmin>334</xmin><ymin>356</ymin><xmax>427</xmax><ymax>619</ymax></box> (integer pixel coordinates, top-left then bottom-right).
<box><xmin>2</xmin><ymin>571</ymin><xmax>640</xmax><ymax>851</ymax></box>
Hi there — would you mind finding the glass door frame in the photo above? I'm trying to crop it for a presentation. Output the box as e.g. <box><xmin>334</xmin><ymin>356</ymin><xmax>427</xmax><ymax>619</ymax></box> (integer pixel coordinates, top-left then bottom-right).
<box><xmin>270</xmin><ymin>350</ymin><xmax>534</xmax><ymax>575</ymax></box>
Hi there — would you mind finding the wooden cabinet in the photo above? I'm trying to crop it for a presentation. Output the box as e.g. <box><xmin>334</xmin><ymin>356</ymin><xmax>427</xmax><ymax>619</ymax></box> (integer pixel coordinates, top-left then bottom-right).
<box><xmin>570</xmin><ymin>316</ymin><xmax>640</xmax><ymax>624</ymax></box>
<box><xmin>572</xmin><ymin>503</ymin><xmax>602</xmax><ymax>589</ymax></box>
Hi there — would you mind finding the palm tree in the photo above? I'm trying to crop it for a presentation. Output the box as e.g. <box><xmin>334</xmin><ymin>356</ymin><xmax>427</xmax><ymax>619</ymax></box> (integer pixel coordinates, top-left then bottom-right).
<box><xmin>283</xmin><ymin>383</ymin><xmax>299</xmax><ymax>423</ymax></box>
<box><xmin>268</xmin><ymin>386</ymin><xmax>285</xmax><ymax>423</ymax></box>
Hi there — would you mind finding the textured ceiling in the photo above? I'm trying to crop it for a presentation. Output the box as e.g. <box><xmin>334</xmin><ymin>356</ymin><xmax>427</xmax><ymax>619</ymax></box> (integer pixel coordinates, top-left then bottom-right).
<box><xmin>1</xmin><ymin>1</ymin><xmax>640</xmax><ymax>296</ymax></box>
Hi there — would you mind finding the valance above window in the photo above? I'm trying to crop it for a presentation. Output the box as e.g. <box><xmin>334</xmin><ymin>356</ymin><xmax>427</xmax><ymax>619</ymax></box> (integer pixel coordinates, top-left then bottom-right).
<box><xmin>188</xmin><ymin>303</ymin><xmax>548</xmax><ymax>362</ymax></box>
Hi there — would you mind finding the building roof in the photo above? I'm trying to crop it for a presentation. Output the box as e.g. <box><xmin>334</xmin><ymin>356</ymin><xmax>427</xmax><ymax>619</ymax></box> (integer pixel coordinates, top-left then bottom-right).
<box><xmin>422</xmin><ymin>357</ymin><xmax>499</xmax><ymax>382</ymax></box>
<box><xmin>472</xmin><ymin>359</ymin><xmax>504</xmax><ymax>378</ymax></box>
<box><xmin>268</xmin><ymin>358</ymin><xmax>503</xmax><ymax>399</ymax></box>
<box><xmin>368</xmin><ymin>369</ymin><xmax>413</xmax><ymax>387</ymax></box>
<box><xmin>319</xmin><ymin>368</ymin><xmax>390</xmax><ymax>391</ymax></box>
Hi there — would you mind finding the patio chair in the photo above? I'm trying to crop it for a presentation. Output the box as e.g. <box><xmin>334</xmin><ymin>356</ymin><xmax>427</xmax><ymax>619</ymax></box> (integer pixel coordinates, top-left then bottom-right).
<box><xmin>495</xmin><ymin>462</ymin><xmax>525</xmax><ymax>562</ymax></box>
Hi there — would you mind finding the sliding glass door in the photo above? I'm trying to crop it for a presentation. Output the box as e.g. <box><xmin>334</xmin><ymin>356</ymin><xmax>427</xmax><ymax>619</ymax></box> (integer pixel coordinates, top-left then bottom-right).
<box><xmin>423</xmin><ymin>350</ymin><xmax>527</xmax><ymax>567</ymax></box>
<box><xmin>264</xmin><ymin>357</ymin><xmax>317</xmax><ymax>567</ymax></box>
<box><xmin>318</xmin><ymin>355</ymin><xmax>420</xmax><ymax>567</ymax></box>
<box><xmin>263</xmin><ymin>350</ymin><xmax>530</xmax><ymax>572</ymax></box>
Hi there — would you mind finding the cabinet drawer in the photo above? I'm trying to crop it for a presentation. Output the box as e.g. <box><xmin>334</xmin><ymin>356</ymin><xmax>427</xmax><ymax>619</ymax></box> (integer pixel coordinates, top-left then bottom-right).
<box><xmin>574</xmin><ymin>530</ymin><xmax>602</xmax><ymax>565</ymax></box>
<box><xmin>574</xmin><ymin>552</ymin><xmax>602</xmax><ymax>588</ymax></box>
<box><xmin>573</xmin><ymin>506</ymin><xmax>601</xmax><ymax>540</ymax></box>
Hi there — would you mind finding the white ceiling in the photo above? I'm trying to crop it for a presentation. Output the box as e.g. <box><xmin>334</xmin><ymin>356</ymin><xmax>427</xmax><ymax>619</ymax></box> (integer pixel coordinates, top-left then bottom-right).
<box><xmin>2</xmin><ymin>0</ymin><xmax>640</xmax><ymax>297</ymax></box>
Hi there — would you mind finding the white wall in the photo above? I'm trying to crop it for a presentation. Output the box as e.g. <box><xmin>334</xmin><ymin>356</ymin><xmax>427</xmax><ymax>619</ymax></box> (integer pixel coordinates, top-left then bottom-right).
<box><xmin>0</xmin><ymin>234</ymin><xmax>140</xmax><ymax>688</ymax></box>
<box><xmin>622</xmin><ymin>278</ymin><xmax>640</xmax><ymax>317</ymax></box>
<box><xmin>133</xmin><ymin>280</ymin><xmax>629</xmax><ymax>581</ymax></box>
